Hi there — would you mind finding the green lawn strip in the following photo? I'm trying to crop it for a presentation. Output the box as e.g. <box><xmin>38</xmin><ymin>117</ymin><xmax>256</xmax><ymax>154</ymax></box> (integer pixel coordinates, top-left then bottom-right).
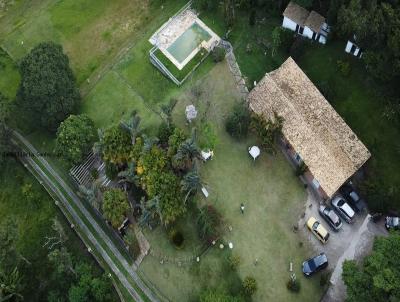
<box><xmin>13</xmin><ymin>140</ymin><xmax>151</xmax><ymax>302</ymax></box>
<box><xmin>0</xmin><ymin>47</ymin><xmax>20</xmax><ymax>98</ymax></box>
<box><xmin>153</xmin><ymin>48</ymin><xmax>208</xmax><ymax>82</ymax></box>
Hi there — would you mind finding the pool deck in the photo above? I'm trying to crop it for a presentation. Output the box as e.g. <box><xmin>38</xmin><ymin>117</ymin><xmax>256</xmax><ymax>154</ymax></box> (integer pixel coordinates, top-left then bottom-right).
<box><xmin>149</xmin><ymin>7</ymin><xmax>220</xmax><ymax>70</ymax></box>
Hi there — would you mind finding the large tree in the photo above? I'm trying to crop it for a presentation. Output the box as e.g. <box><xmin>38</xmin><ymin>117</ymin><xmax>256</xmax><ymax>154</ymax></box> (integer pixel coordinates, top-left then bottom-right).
<box><xmin>17</xmin><ymin>42</ymin><xmax>80</xmax><ymax>130</ymax></box>
<box><xmin>55</xmin><ymin>114</ymin><xmax>96</xmax><ymax>164</ymax></box>
<box><xmin>0</xmin><ymin>92</ymin><xmax>12</xmax><ymax>168</ymax></box>
<box><xmin>101</xmin><ymin>124</ymin><xmax>133</xmax><ymax>165</ymax></box>
<box><xmin>342</xmin><ymin>233</ymin><xmax>400</xmax><ymax>302</ymax></box>
<box><xmin>102</xmin><ymin>188</ymin><xmax>130</xmax><ymax>228</ymax></box>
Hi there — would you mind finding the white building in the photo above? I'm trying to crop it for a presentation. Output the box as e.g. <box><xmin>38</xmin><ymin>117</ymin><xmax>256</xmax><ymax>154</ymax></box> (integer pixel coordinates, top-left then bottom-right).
<box><xmin>282</xmin><ymin>2</ymin><xmax>329</xmax><ymax>44</ymax></box>
<box><xmin>345</xmin><ymin>36</ymin><xmax>362</xmax><ymax>58</ymax></box>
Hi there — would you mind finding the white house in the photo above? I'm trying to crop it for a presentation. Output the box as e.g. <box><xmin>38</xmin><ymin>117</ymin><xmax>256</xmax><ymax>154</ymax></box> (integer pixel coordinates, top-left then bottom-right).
<box><xmin>282</xmin><ymin>2</ymin><xmax>329</xmax><ymax>44</ymax></box>
<box><xmin>345</xmin><ymin>35</ymin><xmax>362</xmax><ymax>57</ymax></box>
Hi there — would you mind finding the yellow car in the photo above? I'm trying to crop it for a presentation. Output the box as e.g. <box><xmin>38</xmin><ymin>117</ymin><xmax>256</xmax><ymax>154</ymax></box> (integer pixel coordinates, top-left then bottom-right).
<box><xmin>307</xmin><ymin>217</ymin><xmax>329</xmax><ymax>244</ymax></box>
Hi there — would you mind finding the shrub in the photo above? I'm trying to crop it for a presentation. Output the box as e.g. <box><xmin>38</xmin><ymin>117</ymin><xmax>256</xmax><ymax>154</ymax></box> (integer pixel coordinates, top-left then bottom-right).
<box><xmin>158</xmin><ymin>122</ymin><xmax>175</xmax><ymax>145</ymax></box>
<box><xmin>124</xmin><ymin>227</ymin><xmax>141</xmax><ymax>260</ymax></box>
<box><xmin>337</xmin><ymin>60</ymin><xmax>351</xmax><ymax>77</ymax></box>
<box><xmin>225</xmin><ymin>103</ymin><xmax>251</xmax><ymax>139</ymax></box>
<box><xmin>197</xmin><ymin>205</ymin><xmax>222</xmax><ymax>243</ymax></box>
<box><xmin>105</xmin><ymin>162</ymin><xmax>119</xmax><ymax>180</ymax></box>
<box><xmin>90</xmin><ymin>168</ymin><xmax>99</xmax><ymax>180</ymax></box>
<box><xmin>212</xmin><ymin>47</ymin><xmax>226</xmax><ymax>63</ymax></box>
<box><xmin>169</xmin><ymin>228</ymin><xmax>185</xmax><ymax>249</ymax></box>
<box><xmin>287</xmin><ymin>276</ymin><xmax>301</xmax><ymax>292</ymax></box>
<box><xmin>242</xmin><ymin>276</ymin><xmax>257</xmax><ymax>296</ymax></box>
<box><xmin>320</xmin><ymin>271</ymin><xmax>331</xmax><ymax>288</ymax></box>
<box><xmin>228</xmin><ymin>255</ymin><xmax>241</xmax><ymax>270</ymax></box>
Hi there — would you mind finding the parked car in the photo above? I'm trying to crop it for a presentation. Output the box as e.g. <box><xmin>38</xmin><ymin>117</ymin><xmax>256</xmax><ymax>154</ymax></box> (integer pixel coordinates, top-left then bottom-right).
<box><xmin>319</xmin><ymin>205</ymin><xmax>342</xmax><ymax>231</ymax></box>
<box><xmin>331</xmin><ymin>195</ymin><xmax>355</xmax><ymax>223</ymax></box>
<box><xmin>340</xmin><ymin>184</ymin><xmax>366</xmax><ymax>212</ymax></box>
<box><xmin>385</xmin><ymin>216</ymin><xmax>400</xmax><ymax>231</ymax></box>
<box><xmin>302</xmin><ymin>253</ymin><xmax>328</xmax><ymax>276</ymax></box>
<box><xmin>307</xmin><ymin>217</ymin><xmax>330</xmax><ymax>244</ymax></box>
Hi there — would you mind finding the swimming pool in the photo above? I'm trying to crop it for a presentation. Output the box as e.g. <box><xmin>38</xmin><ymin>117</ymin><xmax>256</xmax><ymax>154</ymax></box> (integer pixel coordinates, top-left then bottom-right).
<box><xmin>166</xmin><ymin>22</ymin><xmax>211</xmax><ymax>64</ymax></box>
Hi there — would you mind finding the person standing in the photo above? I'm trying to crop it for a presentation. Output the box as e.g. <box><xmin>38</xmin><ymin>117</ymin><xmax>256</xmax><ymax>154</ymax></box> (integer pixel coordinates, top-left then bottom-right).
<box><xmin>240</xmin><ymin>203</ymin><xmax>245</xmax><ymax>214</ymax></box>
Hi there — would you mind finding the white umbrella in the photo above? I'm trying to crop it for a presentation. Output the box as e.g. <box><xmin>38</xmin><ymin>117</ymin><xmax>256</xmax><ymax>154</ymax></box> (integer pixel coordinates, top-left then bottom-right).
<box><xmin>249</xmin><ymin>146</ymin><xmax>260</xmax><ymax>160</ymax></box>
<box><xmin>185</xmin><ymin>105</ymin><xmax>197</xmax><ymax>122</ymax></box>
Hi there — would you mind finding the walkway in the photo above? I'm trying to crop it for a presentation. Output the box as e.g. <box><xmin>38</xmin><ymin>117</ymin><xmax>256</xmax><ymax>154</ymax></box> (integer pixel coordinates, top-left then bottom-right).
<box><xmin>11</xmin><ymin>130</ymin><xmax>161</xmax><ymax>302</ymax></box>
<box><xmin>220</xmin><ymin>40</ymin><xmax>249</xmax><ymax>99</ymax></box>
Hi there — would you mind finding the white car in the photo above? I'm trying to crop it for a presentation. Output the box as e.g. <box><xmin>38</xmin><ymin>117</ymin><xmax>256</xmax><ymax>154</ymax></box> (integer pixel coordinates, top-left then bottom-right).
<box><xmin>331</xmin><ymin>195</ymin><xmax>355</xmax><ymax>223</ymax></box>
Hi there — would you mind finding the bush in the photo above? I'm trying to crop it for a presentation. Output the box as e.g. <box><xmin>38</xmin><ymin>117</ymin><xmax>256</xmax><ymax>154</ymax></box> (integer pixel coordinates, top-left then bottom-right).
<box><xmin>228</xmin><ymin>255</ymin><xmax>241</xmax><ymax>270</ymax></box>
<box><xmin>320</xmin><ymin>271</ymin><xmax>331</xmax><ymax>288</ymax></box>
<box><xmin>105</xmin><ymin>162</ymin><xmax>119</xmax><ymax>180</ymax></box>
<box><xmin>169</xmin><ymin>229</ymin><xmax>185</xmax><ymax>249</ymax></box>
<box><xmin>90</xmin><ymin>168</ymin><xmax>99</xmax><ymax>180</ymax></box>
<box><xmin>197</xmin><ymin>205</ymin><xmax>222</xmax><ymax>243</ymax></box>
<box><xmin>212</xmin><ymin>47</ymin><xmax>226</xmax><ymax>63</ymax></box>
<box><xmin>225</xmin><ymin>103</ymin><xmax>251</xmax><ymax>139</ymax></box>
<box><xmin>158</xmin><ymin>122</ymin><xmax>175</xmax><ymax>145</ymax></box>
<box><xmin>286</xmin><ymin>276</ymin><xmax>301</xmax><ymax>292</ymax></box>
<box><xmin>242</xmin><ymin>276</ymin><xmax>257</xmax><ymax>296</ymax></box>
<box><xmin>337</xmin><ymin>60</ymin><xmax>351</xmax><ymax>77</ymax></box>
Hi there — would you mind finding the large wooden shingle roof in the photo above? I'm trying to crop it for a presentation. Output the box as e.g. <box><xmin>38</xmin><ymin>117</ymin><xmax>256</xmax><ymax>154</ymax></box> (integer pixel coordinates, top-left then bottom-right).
<box><xmin>247</xmin><ymin>57</ymin><xmax>371</xmax><ymax>197</ymax></box>
<box><xmin>283</xmin><ymin>2</ymin><xmax>309</xmax><ymax>26</ymax></box>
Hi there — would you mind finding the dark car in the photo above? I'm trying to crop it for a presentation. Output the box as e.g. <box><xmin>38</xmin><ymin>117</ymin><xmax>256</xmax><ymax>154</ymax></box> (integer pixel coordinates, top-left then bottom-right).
<box><xmin>331</xmin><ymin>195</ymin><xmax>355</xmax><ymax>223</ymax></box>
<box><xmin>340</xmin><ymin>184</ymin><xmax>366</xmax><ymax>212</ymax></box>
<box><xmin>319</xmin><ymin>205</ymin><xmax>343</xmax><ymax>231</ymax></box>
<box><xmin>302</xmin><ymin>253</ymin><xmax>328</xmax><ymax>276</ymax></box>
<box><xmin>385</xmin><ymin>216</ymin><xmax>400</xmax><ymax>231</ymax></box>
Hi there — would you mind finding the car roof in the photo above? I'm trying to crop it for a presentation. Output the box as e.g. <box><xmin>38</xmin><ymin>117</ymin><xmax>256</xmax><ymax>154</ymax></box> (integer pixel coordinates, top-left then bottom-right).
<box><xmin>316</xmin><ymin>223</ymin><xmax>328</xmax><ymax>237</ymax></box>
<box><xmin>307</xmin><ymin>217</ymin><xmax>317</xmax><ymax>228</ymax></box>
<box><xmin>327</xmin><ymin>210</ymin><xmax>340</xmax><ymax>223</ymax></box>
<box><xmin>314</xmin><ymin>253</ymin><xmax>328</xmax><ymax>265</ymax></box>
<box><xmin>341</xmin><ymin>202</ymin><xmax>355</xmax><ymax>216</ymax></box>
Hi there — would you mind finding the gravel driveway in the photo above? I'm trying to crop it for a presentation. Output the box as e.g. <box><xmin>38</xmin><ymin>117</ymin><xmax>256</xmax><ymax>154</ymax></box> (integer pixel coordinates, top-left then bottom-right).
<box><xmin>297</xmin><ymin>189</ymin><xmax>388</xmax><ymax>302</ymax></box>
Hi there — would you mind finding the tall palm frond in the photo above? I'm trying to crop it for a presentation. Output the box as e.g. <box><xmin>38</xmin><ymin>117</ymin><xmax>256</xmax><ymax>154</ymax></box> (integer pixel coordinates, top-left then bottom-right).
<box><xmin>142</xmin><ymin>135</ymin><xmax>159</xmax><ymax>153</ymax></box>
<box><xmin>120</xmin><ymin>110</ymin><xmax>141</xmax><ymax>145</ymax></box>
<box><xmin>174</xmin><ymin>128</ymin><xmax>201</xmax><ymax>169</ymax></box>
<box><xmin>181</xmin><ymin>169</ymin><xmax>203</xmax><ymax>203</ymax></box>
<box><xmin>0</xmin><ymin>267</ymin><xmax>23</xmax><ymax>302</ymax></box>
<box><xmin>118</xmin><ymin>162</ymin><xmax>140</xmax><ymax>186</ymax></box>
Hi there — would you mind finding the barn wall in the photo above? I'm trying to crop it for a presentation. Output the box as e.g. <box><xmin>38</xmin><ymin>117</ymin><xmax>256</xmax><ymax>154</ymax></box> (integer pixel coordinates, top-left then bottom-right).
<box><xmin>282</xmin><ymin>16</ymin><xmax>298</xmax><ymax>32</ymax></box>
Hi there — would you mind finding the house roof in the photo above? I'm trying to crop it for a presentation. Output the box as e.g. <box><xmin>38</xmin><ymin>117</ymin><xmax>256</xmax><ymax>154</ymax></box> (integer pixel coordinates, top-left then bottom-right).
<box><xmin>304</xmin><ymin>11</ymin><xmax>325</xmax><ymax>32</ymax></box>
<box><xmin>283</xmin><ymin>2</ymin><xmax>309</xmax><ymax>26</ymax></box>
<box><xmin>247</xmin><ymin>57</ymin><xmax>371</xmax><ymax>198</ymax></box>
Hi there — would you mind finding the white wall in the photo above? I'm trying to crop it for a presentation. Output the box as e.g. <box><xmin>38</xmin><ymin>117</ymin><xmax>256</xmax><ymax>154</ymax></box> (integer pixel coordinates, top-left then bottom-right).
<box><xmin>345</xmin><ymin>40</ymin><xmax>361</xmax><ymax>56</ymax></box>
<box><xmin>282</xmin><ymin>16</ymin><xmax>298</xmax><ymax>32</ymax></box>
<box><xmin>319</xmin><ymin>35</ymin><xmax>327</xmax><ymax>44</ymax></box>
<box><xmin>303</xmin><ymin>26</ymin><xmax>314</xmax><ymax>39</ymax></box>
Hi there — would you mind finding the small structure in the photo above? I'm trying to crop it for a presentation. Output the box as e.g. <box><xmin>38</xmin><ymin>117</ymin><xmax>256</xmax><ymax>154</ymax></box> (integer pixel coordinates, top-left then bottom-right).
<box><xmin>228</xmin><ymin>242</ymin><xmax>233</xmax><ymax>249</ymax></box>
<box><xmin>247</xmin><ymin>57</ymin><xmax>371</xmax><ymax>199</ymax></box>
<box><xmin>201</xmin><ymin>149</ymin><xmax>214</xmax><ymax>161</ymax></box>
<box><xmin>248</xmin><ymin>146</ymin><xmax>261</xmax><ymax>160</ymax></box>
<box><xmin>345</xmin><ymin>35</ymin><xmax>362</xmax><ymax>58</ymax></box>
<box><xmin>185</xmin><ymin>104</ymin><xmax>197</xmax><ymax>122</ymax></box>
<box><xmin>201</xmin><ymin>187</ymin><xmax>209</xmax><ymax>198</ymax></box>
<box><xmin>282</xmin><ymin>2</ymin><xmax>329</xmax><ymax>44</ymax></box>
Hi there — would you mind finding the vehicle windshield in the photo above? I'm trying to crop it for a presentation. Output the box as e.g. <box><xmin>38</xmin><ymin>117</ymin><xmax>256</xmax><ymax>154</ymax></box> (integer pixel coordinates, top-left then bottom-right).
<box><xmin>307</xmin><ymin>259</ymin><xmax>317</xmax><ymax>271</ymax></box>
<box><xmin>328</xmin><ymin>211</ymin><xmax>339</xmax><ymax>223</ymax></box>
<box><xmin>312</xmin><ymin>221</ymin><xmax>319</xmax><ymax>230</ymax></box>
<box><xmin>337</xmin><ymin>199</ymin><xmax>345</xmax><ymax>207</ymax></box>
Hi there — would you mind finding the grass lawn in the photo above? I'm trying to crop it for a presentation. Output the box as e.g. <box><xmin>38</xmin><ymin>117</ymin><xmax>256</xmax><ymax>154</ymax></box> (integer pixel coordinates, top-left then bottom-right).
<box><xmin>138</xmin><ymin>62</ymin><xmax>322</xmax><ymax>302</ymax></box>
<box><xmin>0</xmin><ymin>0</ymin><xmax>178</xmax><ymax>84</ymax></box>
<box><xmin>0</xmin><ymin>48</ymin><xmax>20</xmax><ymax>98</ymax></box>
<box><xmin>296</xmin><ymin>41</ymin><xmax>400</xmax><ymax>210</ymax></box>
<box><xmin>153</xmin><ymin>48</ymin><xmax>209</xmax><ymax>82</ymax></box>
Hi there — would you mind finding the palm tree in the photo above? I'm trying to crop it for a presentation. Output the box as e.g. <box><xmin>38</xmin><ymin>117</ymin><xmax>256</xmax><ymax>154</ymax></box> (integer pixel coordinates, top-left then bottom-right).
<box><xmin>0</xmin><ymin>267</ymin><xmax>23</xmax><ymax>302</ymax></box>
<box><xmin>120</xmin><ymin>110</ymin><xmax>141</xmax><ymax>145</ymax></box>
<box><xmin>93</xmin><ymin>128</ymin><xmax>104</xmax><ymax>156</ymax></box>
<box><xmin>142</xmin><ymin>134</ymin><xmax>159</xmax><ymax>153</ymax></box>
<box><xmin>174</xmin><ymin>128</ymin><xmax>201</xmax><ymax>170</ymax></box>
<box><xmin>118</xmin><ymin>162</ymin><xmax>139</xmax><ymax>186</ymax></box>
<box><xmin>78</xmin><ymin>183</ymin><xmax>101</xmax><ymax>211</ymax></box>
<box><xmin>159</xmin><ymin>99</ymin><xmax>177</xmax><ymax>127</ymax></box>
<box><xmin>181</xmin><ymin>169</ymin><xmax>203</xmax><ymax>203</ymax></box>
<box><xmin>136</xmin><ymin>196</ymin><xmax>162</xmax><ymax>228</ymax></box>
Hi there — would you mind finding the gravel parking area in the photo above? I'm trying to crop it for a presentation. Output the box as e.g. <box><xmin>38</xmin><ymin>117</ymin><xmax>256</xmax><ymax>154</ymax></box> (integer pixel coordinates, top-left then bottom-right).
<box><xmin>298</xmin><ymin>189</ymin><xmax>388</xmax><ymax>302</ymax></box>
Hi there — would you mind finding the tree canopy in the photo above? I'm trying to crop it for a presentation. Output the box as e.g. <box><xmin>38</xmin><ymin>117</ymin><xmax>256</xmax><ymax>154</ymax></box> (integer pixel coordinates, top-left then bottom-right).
<box><xmin>342</xmin><ymin>233</ymin><xmax>400</xmax><ymax>302</ymax></box>
<box><xmin>100</xmin><ymin>124</ymin><xmax>133</xmax><ymax>165</ymax></box>
<box><xmin>102</xmin><ymin>188</ymin><xmax>130</xmax><ymax>228</ymax></box>
<box><xmin>0</xmin><ymin>92</ymin><xmax>12</xmax><ymax>168</ymax></box>
<box><xmin>55</xmin><ymin>114</ymin><xmax>96</xmax><ymax>164</ymax></box>
<box><xmin>17</xmin><ymin>42</ymin><xmax>80</xmax><ymax>130</ymax></box>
